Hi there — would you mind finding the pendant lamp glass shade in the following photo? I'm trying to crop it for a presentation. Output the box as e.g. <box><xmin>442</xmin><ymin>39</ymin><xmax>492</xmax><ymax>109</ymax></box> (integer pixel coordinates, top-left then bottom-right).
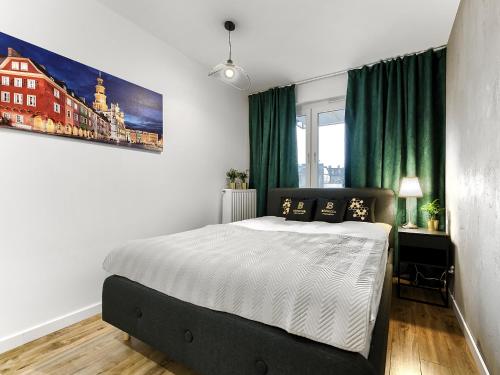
<box><xmin>209</xmin><ymin>21</ymin><xmax>251</xmax><ymax>91</ymax></box>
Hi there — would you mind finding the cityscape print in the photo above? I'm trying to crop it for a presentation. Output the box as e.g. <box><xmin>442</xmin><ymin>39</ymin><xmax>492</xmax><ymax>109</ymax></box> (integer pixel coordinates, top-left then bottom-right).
<box><xmin>0</xmin><ymin>31</ymin><xmax>163</xmax><ymax>152</ymax></box>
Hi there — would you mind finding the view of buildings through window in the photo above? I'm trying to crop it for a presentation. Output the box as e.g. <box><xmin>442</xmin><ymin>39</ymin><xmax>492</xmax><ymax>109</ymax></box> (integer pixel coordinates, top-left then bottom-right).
<box><xmin>296</xmin><ymin>101</ymin><xmax>345</xmax><ymax>188</ymax></box>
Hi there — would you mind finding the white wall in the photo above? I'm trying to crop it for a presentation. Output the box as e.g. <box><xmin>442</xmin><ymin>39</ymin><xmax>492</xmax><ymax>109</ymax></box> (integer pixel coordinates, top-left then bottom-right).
<box><xmin>295</xmin><ymin>75</ymin><xmax>347</xmax><ymax>105</ymax></box>
<box><xmin>447</xmin><ymin>0</ymin><xmax>500</xmax><ymax>373</ymax></box>
<box><xmin>0</xmin><ymin>0</ymin><xmax>248</xmax><ymax>351</ymax></box>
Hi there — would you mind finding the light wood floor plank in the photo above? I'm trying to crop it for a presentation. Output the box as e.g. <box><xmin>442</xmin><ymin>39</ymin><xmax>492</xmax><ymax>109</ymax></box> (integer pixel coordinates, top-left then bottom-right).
<box><xmin>0</xmin><ymin>282</ymin><xmax>479</xmax><ymax>375</ymax></box>
<box><xmin>420</xmin><ymin>360</ymin><xmax>452</xmax><ymax>375</ymax></box>
<box><xmin>388</xmin><ymin>291</ymin><xmax>421</xmax><ymax>375</ymax></box>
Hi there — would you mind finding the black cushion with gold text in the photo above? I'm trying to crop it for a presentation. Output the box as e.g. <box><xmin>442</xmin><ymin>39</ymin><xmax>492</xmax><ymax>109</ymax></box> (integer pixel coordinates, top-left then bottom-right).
<box><xmin>285</xmin><ymin>198</ymin><xmax>316</xmax><ymax>222</ymax></box>
<box><xmin>313</xmin><ymin>198</ymin><xmax>347</xmax><ymax>223</ymax></box>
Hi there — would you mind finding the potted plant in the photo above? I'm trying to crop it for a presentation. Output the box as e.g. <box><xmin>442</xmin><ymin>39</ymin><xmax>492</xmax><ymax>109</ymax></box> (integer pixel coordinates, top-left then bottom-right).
<box><xmin>238</xmin><ymin>170</ymin><xmax>248</xmax><ymax>189</ymax></box>
<box><xmin>226</xmin><ymin>168</ymin><xmax>238</xmax><ymax>189</ymax></box>
<box><xmin>420</xmin><ymin>199</ymin><xmax>444</xmax><ymax>231</ymax></box>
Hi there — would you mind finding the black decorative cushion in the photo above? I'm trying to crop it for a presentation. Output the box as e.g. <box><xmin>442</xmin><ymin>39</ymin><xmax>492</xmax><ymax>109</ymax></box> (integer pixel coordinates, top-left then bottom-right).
<box><xmin>313</xmin><ymin>198</ymin><xmax>347</xmax><ymax>223</ymax></box>
<box><xmin>280</xmin><ymin>197</ymin><xmax>293</xmax><ymax>217</ymax></box>
<box><xmin>281</xmin><ymin>198</ymin><xmax>316</xmax><ymax>222</ymax></box>
<box><xmin>345</xmin><ymin>197</ymin><xmax>376</xmax><ymax>222</ymax></box>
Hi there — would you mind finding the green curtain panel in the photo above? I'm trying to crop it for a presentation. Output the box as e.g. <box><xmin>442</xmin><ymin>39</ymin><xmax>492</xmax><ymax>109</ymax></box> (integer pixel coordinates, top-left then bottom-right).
<box><xmin>249</xmin><ymin>85</ymin><xmax>299</xmax><ymax>216</ymax></box>
<box><xmin>345</xmin><ymin>48</ymin><xmax>446</xmax><ymax>230</ymax></box>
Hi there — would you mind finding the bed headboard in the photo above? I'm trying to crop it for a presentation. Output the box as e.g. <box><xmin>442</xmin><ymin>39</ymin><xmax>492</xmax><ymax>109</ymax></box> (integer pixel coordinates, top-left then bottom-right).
<box><xmin>267</xmin><ymin>188</ymin><xmax>396</xmax><ymax>247</ymax></box>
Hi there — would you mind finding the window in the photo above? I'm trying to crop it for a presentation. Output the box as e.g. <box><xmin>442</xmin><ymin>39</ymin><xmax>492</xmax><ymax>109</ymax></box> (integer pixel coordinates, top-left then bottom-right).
<box><xmin>14</xmin><ymin>78</ymin><xmax>23</xmax><ymax>87</ymax></box>
<box><xmin>16</xmin><ymin>114</ymin><xmax>23</xmax><ymax>124</ymax></box>
<box><xmin>20</xmin><ymin>62</ymin><xmax>28</xmax><ymax>71</ymax></box>
<box><xmin>54</xmin><ymin>102</ymin><xmax>61</xmax><ymax>113</ymax></box>
<box><xmin>14</xmin><ymin>93</ymin><xmax>23</xmax><ymax>104</ymax></box>
<box><xmin>53</xmin><ymin>88</ymin><xmax>60</xmax><ymax>98</ymax></box>
<box><xmin>74</xmin><ymin>113</ymin><xmax>78</xmax><ymax>121</ymax></box>
<box><xmin>1</xmin><ymin>76</ymin><xmax>9</xmax><ymax>86</ymax></box>
<box><xmin>27</xmin><ymin>95</ymin><xmax>36</xmax><ymax>107</ymax></box>
<box><xmin>74</xmin><ymin>103</ymin><xmax>78</xmax><ymax>110</ymax></box>
<box><xmin>1</xmin><ymin>91</ymin><xmax>10</xmax><ymax>102</ymax></box>
<box><xmin>296</xmin><ymin>115</ymin><xmax>308</xmax><ymax>188</ymax></box>
<box><xmin>66</xmin><ymin>98</ymin><xmax>72</xmax><ymax>106</ymax></box>
<box><xmin>27</xmin><ymin>79</ymin><xmax>36</xmax><ymax>89</ymax></box>
<box><xmin>3</xmin><ymin>112</ymin><xmax>11</xmax><ymax>120</ymax></box>
<box><xmin>11</xmin><ymin>61</ymin><xmax>19</xmax><ymax>70</ymax></box>
<box><xmin>296</xmin><ymin>99</ymin><xmax>346</xmax><ymax>188</ymax></box>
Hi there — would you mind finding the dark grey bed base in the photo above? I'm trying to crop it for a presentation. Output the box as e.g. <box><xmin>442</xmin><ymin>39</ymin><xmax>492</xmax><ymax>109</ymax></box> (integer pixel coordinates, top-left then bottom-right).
<box><xmin>102</xmin><ymin>188</ymin><xmax>395</xmax><ymax>375</ymax></box>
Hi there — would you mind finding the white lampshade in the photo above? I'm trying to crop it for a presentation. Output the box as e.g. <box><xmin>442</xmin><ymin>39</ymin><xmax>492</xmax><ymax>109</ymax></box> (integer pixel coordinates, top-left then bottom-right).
<box><xmin>209</xmin><ymin>60</ymin><xmax>251</xmax><ymax>91</ymax></box>
<box><xmin>399</xmin><ymin>177</ymin><xmax>423</xmax><ymax>198</ymax></box>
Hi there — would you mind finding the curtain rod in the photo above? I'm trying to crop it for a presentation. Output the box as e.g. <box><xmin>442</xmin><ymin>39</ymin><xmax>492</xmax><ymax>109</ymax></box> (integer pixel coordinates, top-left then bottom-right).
<box><xmin>250</xmin><ymin>44</ymin><xmax>446</xmax><ymax>95</ymax></box>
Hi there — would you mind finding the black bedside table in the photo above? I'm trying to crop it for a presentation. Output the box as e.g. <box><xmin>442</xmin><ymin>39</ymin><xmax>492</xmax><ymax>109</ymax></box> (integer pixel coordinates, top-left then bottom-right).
<box><xmin>397</xmin><ymin>227</ymin><xmax>451</xmax><ymax>307</ymax></box>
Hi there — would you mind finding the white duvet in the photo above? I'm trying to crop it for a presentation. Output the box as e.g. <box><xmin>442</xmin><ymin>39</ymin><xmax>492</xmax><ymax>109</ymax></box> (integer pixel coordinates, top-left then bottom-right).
<box><xmin>103</xmin><ymin>217</ymin><xmax>390</xmax><ymax>356</ymax></box>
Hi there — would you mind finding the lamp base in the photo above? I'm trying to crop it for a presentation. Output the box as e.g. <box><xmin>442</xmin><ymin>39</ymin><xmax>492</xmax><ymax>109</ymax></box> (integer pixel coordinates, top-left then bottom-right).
<box><xmin>402</xmin><ymin>222</ymin><xmax>419</xmax><ymax>229</ymax></box>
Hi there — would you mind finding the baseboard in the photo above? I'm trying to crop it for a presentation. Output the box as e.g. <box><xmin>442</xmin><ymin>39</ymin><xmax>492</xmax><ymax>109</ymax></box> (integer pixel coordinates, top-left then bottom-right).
<box><xmin>0</xmin><ymin>302</ymin><xmax>102</xmax><ymax>354</ymax></box>
<box><xmin>449</xmin><ymin>294</ymin><xmax>490</xmax><ymax>375</ymax></box>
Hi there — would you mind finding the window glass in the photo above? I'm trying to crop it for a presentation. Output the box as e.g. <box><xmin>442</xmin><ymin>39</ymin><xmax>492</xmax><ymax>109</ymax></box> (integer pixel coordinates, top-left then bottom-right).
<box><xmin>296</xmin><ymin>115</ymin><xmax>307</xmax><ymax>188</ymax></box>
<box><xmin>317</xmin><ymin>110</ymin><xmax>345</xmax><ymax>187</ymax></box>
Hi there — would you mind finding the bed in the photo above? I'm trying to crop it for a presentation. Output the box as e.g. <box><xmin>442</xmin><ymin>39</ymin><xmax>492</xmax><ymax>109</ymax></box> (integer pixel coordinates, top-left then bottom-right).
<box><xmin>102</xmin><ymin>188</ymin><xmax>395</xmax><ymax>375</ymax></box>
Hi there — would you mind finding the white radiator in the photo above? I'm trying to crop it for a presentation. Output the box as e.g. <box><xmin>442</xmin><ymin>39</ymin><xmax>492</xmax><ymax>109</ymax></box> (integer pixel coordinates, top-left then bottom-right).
<box><xmin>222</xmin><ymin>189</ymin><xmax>257</xmax><ymax>223</ymax></box>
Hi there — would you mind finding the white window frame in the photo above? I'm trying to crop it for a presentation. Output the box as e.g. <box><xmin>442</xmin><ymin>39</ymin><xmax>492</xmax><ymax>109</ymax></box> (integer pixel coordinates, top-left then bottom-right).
<box><xmin>1</xmin><ymin>91</ymin><xmax>10</xmax><ymax>103</ymax></box>
<box><xmin>296</xmin><ymin>98</ymin><xmax>346</xmax><ymax>188</ymax></box>
<box><xmin>20</xmin><ymin>62</ymin><xmax>28</xmax><ymax>71</ymax></box>
<box><xmin>3</xmin><ymin>112</ymin><xmax>11</xmax><ymax>120</ymax></box>
<box><xmin>67</xmin><ymin>109</ymin><xmax>71</xmax><ymax>118</ymax></box>
<box><xmin>27</xmin><ymin>95</ymin><xmax>36</xmax><ymax>107</ymax></box>
<box><xmin>66</xmin><ymin>98</ymin><xmax>71</xmax><ymax>106</ymax></box>
<box><xmin>53</xmin><ymin>88</ymin><xmax>60</xmax><ymax>98</ymax></box>
<box><xmin>27</xmin><ymin>79</ymin><xmax>36</xmax><ymax>89</ymax></box>
<box><xmin>16</xmin><ymin>114</ymin><xmax>23</xmax><ymax>124</ymax></box>
<box><xmin>54</xmin><ymin>102</ymin><xmax>61</xmax><ymax>113</ymax></box>
<box><xmin>14</xmin><ymin>93</ymin><xmax>23</xmax><ymax>105</ymax></box>
<box><xmin>1</xmin><ymin>76</ymin><xmax>9</xmax><ymax>86</ymax></box>
<box><xmin>74</xmin><ymin>113</ymin><xmax>78</xmax><ymax>121</ymax></box>
<box><xmin>14</xmin><ymin>78</ymin><xmax>23</xmax><ymax>88</ymax></box>
<box><xmin>11</xmin><ymin>61</ymin><xmax>19</xmax><ymax>70</ymax></box>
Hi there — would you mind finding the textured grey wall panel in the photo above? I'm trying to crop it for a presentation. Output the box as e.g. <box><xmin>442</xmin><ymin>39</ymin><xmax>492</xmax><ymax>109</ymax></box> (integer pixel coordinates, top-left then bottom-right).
<box><xmin>447</xmin><ymin>0</ymin><xmax>500</xmax><ymax>373</ymax></box>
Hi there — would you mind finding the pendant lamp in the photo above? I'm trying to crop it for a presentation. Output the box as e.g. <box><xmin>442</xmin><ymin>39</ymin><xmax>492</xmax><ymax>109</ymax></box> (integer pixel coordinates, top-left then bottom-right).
<box><xmin>209</xmin><ymin>21</ymin><xmax>251</xmax><ymax>91</ymax></box>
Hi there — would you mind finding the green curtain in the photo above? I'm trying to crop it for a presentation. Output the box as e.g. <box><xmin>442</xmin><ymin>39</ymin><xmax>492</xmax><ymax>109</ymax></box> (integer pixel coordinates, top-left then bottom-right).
<box><xmin>249</xmin><ymin>85</ymin><xmax>299</xmax><ymax>216</ymax></box>
<box><xmin>345</xmin><ymin>48</ymin><xmax>446</xmax><ymax>230</ymax></box>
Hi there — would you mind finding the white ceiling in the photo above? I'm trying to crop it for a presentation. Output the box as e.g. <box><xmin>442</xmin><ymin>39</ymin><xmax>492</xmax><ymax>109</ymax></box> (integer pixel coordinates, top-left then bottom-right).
<box><xmin>98</xmin><ymin>0</ymin><xmax>460</xmax><ymax>92</ymax></box>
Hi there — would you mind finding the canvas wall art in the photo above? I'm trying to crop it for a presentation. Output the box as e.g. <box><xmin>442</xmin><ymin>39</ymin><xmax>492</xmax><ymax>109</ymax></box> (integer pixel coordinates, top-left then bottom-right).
<box><xmin>0</xmin><ymin>31</ymin><xmax>163</xmax><ymax>152</ymax></box>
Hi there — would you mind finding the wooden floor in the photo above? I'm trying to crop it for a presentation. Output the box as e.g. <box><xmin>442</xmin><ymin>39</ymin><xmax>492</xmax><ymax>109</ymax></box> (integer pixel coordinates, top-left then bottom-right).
<box><xmin>0</xmin><ymin>283</ymin><xmax>479</xmax><ymax>375</ymax></box>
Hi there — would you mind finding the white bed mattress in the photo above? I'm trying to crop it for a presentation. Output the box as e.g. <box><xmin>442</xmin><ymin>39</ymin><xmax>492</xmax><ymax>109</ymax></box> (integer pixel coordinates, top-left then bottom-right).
<box><xmin>103</xmin><ymin>217</ymin><xmax>390</xmax><ymax>357</ymax></box>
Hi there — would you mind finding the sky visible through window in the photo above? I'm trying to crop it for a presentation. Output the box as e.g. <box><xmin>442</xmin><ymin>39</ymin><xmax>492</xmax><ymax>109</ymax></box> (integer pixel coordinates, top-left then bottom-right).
<box><xmin>319</xmin><ymin>122</ymin><xmax>345</xmax><ymax>169</ymax></box>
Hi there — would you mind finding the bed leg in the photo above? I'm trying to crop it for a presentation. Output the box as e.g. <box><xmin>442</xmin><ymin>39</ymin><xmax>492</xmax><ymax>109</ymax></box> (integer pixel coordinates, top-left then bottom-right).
<box><xmin>122</xmin><ymin>332</ymin><xmax>130</xmax><ymax>341</ymax></box>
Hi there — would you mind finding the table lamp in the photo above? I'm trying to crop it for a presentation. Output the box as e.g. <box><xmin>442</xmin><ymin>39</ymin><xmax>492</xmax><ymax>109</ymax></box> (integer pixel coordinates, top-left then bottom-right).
<box><xmin>399</xmin><ymin>177</ymin><xmax>423</xmax><ymax>229</ymax></box>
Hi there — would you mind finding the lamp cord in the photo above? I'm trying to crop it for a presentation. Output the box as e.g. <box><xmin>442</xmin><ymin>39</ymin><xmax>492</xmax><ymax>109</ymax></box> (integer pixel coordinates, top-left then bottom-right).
<box><xmin>228</xmin><ymin>30</ymin><xmax>232</xmax><ymax>61</ymax></box>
